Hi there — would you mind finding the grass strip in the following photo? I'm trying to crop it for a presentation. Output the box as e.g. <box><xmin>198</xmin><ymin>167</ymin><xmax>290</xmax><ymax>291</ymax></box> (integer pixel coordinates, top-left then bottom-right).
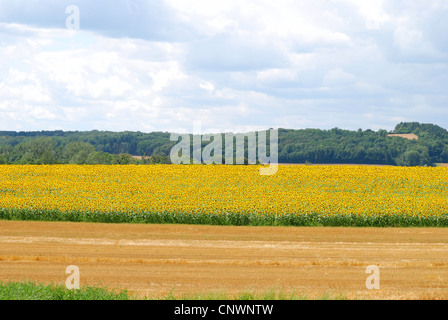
<box><xmin>0</xmin><ymin>281</ymin><xmax>130</xmax><ymax>300</ymax></box>
<box><xmin>1</xmin><ymin>208</ymin><xmax>447</xmax><ymax>227</ymax></box>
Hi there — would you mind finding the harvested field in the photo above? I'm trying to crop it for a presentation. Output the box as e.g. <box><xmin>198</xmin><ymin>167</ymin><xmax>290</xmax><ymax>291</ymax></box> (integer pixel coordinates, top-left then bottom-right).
<box><xmin>1</xmin><ymin>221</ymin><xmax>448</xmax><ymax>300</ymax></box>
<box><xmin>387</xmin><ymin>133</ymin><xmax>419</xmax><ymax>140</ymax></box>
<box><xmin>131</xmin><ymin>155</ymin><xmax>151</xmax><ymax>160</ymax></box>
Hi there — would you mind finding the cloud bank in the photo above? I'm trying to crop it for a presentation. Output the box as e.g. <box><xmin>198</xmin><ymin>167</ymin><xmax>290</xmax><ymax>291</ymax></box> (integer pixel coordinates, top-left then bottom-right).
<box><xmin>0</xmin><ymin>0</ymin><xmax>447</xmax><ymax>133</ymax></box>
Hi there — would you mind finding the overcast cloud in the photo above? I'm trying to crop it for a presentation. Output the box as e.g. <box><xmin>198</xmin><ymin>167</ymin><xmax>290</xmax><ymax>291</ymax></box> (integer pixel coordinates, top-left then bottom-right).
<box><xmin>0</xmin><ymin>0</ymin><xmax>447</xmax><ymax>133</ymax></box>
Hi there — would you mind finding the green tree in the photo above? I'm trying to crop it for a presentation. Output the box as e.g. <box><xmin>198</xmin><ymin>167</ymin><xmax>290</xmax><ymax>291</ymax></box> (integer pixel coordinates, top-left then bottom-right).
<box><xmin>113</xmin><ymin>154</ymin><xmax>138</xmax><ymax>164</ymax></box>
<box><xmin>15</xmin><ymin>137</ymin><xmax>60</xmax><ymax>164</ymax></box>
<box><xmin>85</xmin><ymin>151</ymin><xmax>113</xmax><ymax>164</ymax></box>
<box><xmin>64</xmin><ymin>141</ymin><xmax>96</xmax><ymax>164</ymax></box>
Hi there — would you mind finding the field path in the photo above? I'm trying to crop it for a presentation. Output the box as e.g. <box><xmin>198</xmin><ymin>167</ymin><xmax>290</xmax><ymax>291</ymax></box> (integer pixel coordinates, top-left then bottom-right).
<box><xmin>1</xmin><ymin>221</ymin><xmax>448</xmax><ymax>299</ymax></box>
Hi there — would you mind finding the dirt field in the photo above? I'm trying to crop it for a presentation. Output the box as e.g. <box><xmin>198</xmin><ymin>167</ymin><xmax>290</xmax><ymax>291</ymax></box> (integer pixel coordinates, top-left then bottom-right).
<box><xmin>1</xmin><ymin>220</ymin><xmax>448</xmax><ymax>300</ymax></box>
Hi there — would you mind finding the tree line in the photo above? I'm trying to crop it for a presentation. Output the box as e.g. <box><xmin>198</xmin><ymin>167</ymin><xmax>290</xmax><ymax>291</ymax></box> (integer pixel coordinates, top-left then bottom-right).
<box><xmin>0</xmin><ymin>139</ymin><xmax>172</xmax><ymax>165</ymax></box>
<box><xmin>0</xmin><ymin>122</ymin><xmax>447</xmax><ymax>166</ymax></box>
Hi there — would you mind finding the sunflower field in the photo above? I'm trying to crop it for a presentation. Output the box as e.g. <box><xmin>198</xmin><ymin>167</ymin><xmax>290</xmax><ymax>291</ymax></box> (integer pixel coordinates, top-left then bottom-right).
<box><xmin>0</xmin><ymin>164</ymin><xmax>447</xmax><ymax>227</ymax></box>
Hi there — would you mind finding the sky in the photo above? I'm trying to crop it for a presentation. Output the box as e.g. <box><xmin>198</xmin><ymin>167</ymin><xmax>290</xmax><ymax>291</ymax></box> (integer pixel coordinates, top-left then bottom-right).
<box><xmin>0</xmin><ymin>0</ymin><xmax>447</xmax><ymax>133</ymax></box>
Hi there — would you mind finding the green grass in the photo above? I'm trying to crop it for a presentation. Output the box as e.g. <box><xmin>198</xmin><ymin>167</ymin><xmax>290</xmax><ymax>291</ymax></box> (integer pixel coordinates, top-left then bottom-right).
<box><xmin>0</xmin><ymin>282</ymin><xmax>351</xmax><ymax>300</ymax></box>
<box><xmin>0</xmin><ymin>207</ymin><xmax>447</xmax><ymax>227</ymax></box>
<box><xmin>0</xmin><ymin>281</ymin><xmax>131</xmax><ymax>300</ymax></box>
<box><xmin>0</xmin><ymin>281</ymin><xmax>346</xmax><ymax>300</ymax></box>
<box><xmin>158</xmin><ymin>288</ymin><xmax>348</xmax><ymax>300</ymax></box>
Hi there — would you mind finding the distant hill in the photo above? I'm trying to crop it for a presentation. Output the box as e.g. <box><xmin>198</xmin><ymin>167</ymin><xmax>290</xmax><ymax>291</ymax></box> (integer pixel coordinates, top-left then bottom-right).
<box><xmin>0</xmin><ymin>122</ymin><xmax>447</xmax><ymax>166</ymax></box>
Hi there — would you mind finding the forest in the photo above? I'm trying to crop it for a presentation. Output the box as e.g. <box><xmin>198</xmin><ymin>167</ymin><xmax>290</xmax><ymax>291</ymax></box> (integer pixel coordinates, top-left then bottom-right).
<box><xmin>0</xmin><ymin>122</ymin><xmax>447</xmax><ymax>166</ymax></box>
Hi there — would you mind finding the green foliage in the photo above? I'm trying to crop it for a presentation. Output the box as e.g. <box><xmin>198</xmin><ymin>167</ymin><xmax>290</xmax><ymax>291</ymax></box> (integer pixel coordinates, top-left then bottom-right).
<box><xmin>113</xmin><ymin>153</ymin><xmax>135</xmax><ymax>164</ymax></box>
<box><xmin>85</xmin><ymin>151</ymin><xmax>114</xmax><ymax>164</ymax></box>
<box><xmin>0</xmin><ymin>135</ymin><xmax>172</xmax><ymax>165</ymax></box>
<box><xmin>64</xmin><ymin>141</ymin><xmax>96</xmax><ymax>164</ymax></box>
<box><xmin>0</xmin><ymin>122</ymin><xmax>447</xmax><ymax>166</ymax></box>
<box><xmin>1</xmin><ymin>208</ymin><xmax>447</xmax><ymax>227</ymax></box>
<box><xmin>0</xmin><ymin>281</ymin><xmax>346</xmax><ymax>301</ymax></box>
<box><xmin>0</xmin><ymin>281</ymin><xmax>131</xmax><ymax>300</ymax></box>
<box><xmin>149</xmin><ymin>154</ymin><xmax>172</xmax><ymax>164</ymax></box>
<box><xmin>159</xmin><ymin>288</ymin><xmax>344</xmax><ymax>300</ymax></box>
<box><xmin>14</xmin><ymin>137</ymin><xmax>61</xmax><ymax>164</ymax></box>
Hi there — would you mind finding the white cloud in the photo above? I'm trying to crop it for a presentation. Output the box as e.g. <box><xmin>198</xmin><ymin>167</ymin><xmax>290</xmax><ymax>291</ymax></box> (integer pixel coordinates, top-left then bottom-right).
<box><xmin>341</xmin><ymin>0</ymin><xmax>390</xmax><ymax>30</ymax></box>
<box><xmin>0</xmin><ymin>1</ymin><xmax>447</xmax><ymax>132</ymax></box>
<box><xmin>323</xmin><ymin>68</ymin><xmax>356</xmax><ymax>87</ymax></box>
<box><xmin>150</xmin><ymin>63</ymin><xmax>187</xmax><ymax>92</ymax></box>
<box><xmin>199</xmin><ymin>81</ymin><xmax>215</xmax><ymax>93</ymax></box>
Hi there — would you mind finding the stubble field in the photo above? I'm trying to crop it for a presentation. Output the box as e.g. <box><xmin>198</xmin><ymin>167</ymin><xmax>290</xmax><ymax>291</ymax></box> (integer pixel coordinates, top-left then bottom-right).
<box><xmin>1</xmin><ymin>220</ymin><xmax>448</xmax><ymax>300</ymax></box>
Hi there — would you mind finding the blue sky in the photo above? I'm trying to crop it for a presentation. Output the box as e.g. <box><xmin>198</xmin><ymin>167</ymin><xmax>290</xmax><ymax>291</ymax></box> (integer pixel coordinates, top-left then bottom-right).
<box><xmin>0</xmin><ymin>0</ymin><xmax>447</xmax><ymax>133</ymax></box>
